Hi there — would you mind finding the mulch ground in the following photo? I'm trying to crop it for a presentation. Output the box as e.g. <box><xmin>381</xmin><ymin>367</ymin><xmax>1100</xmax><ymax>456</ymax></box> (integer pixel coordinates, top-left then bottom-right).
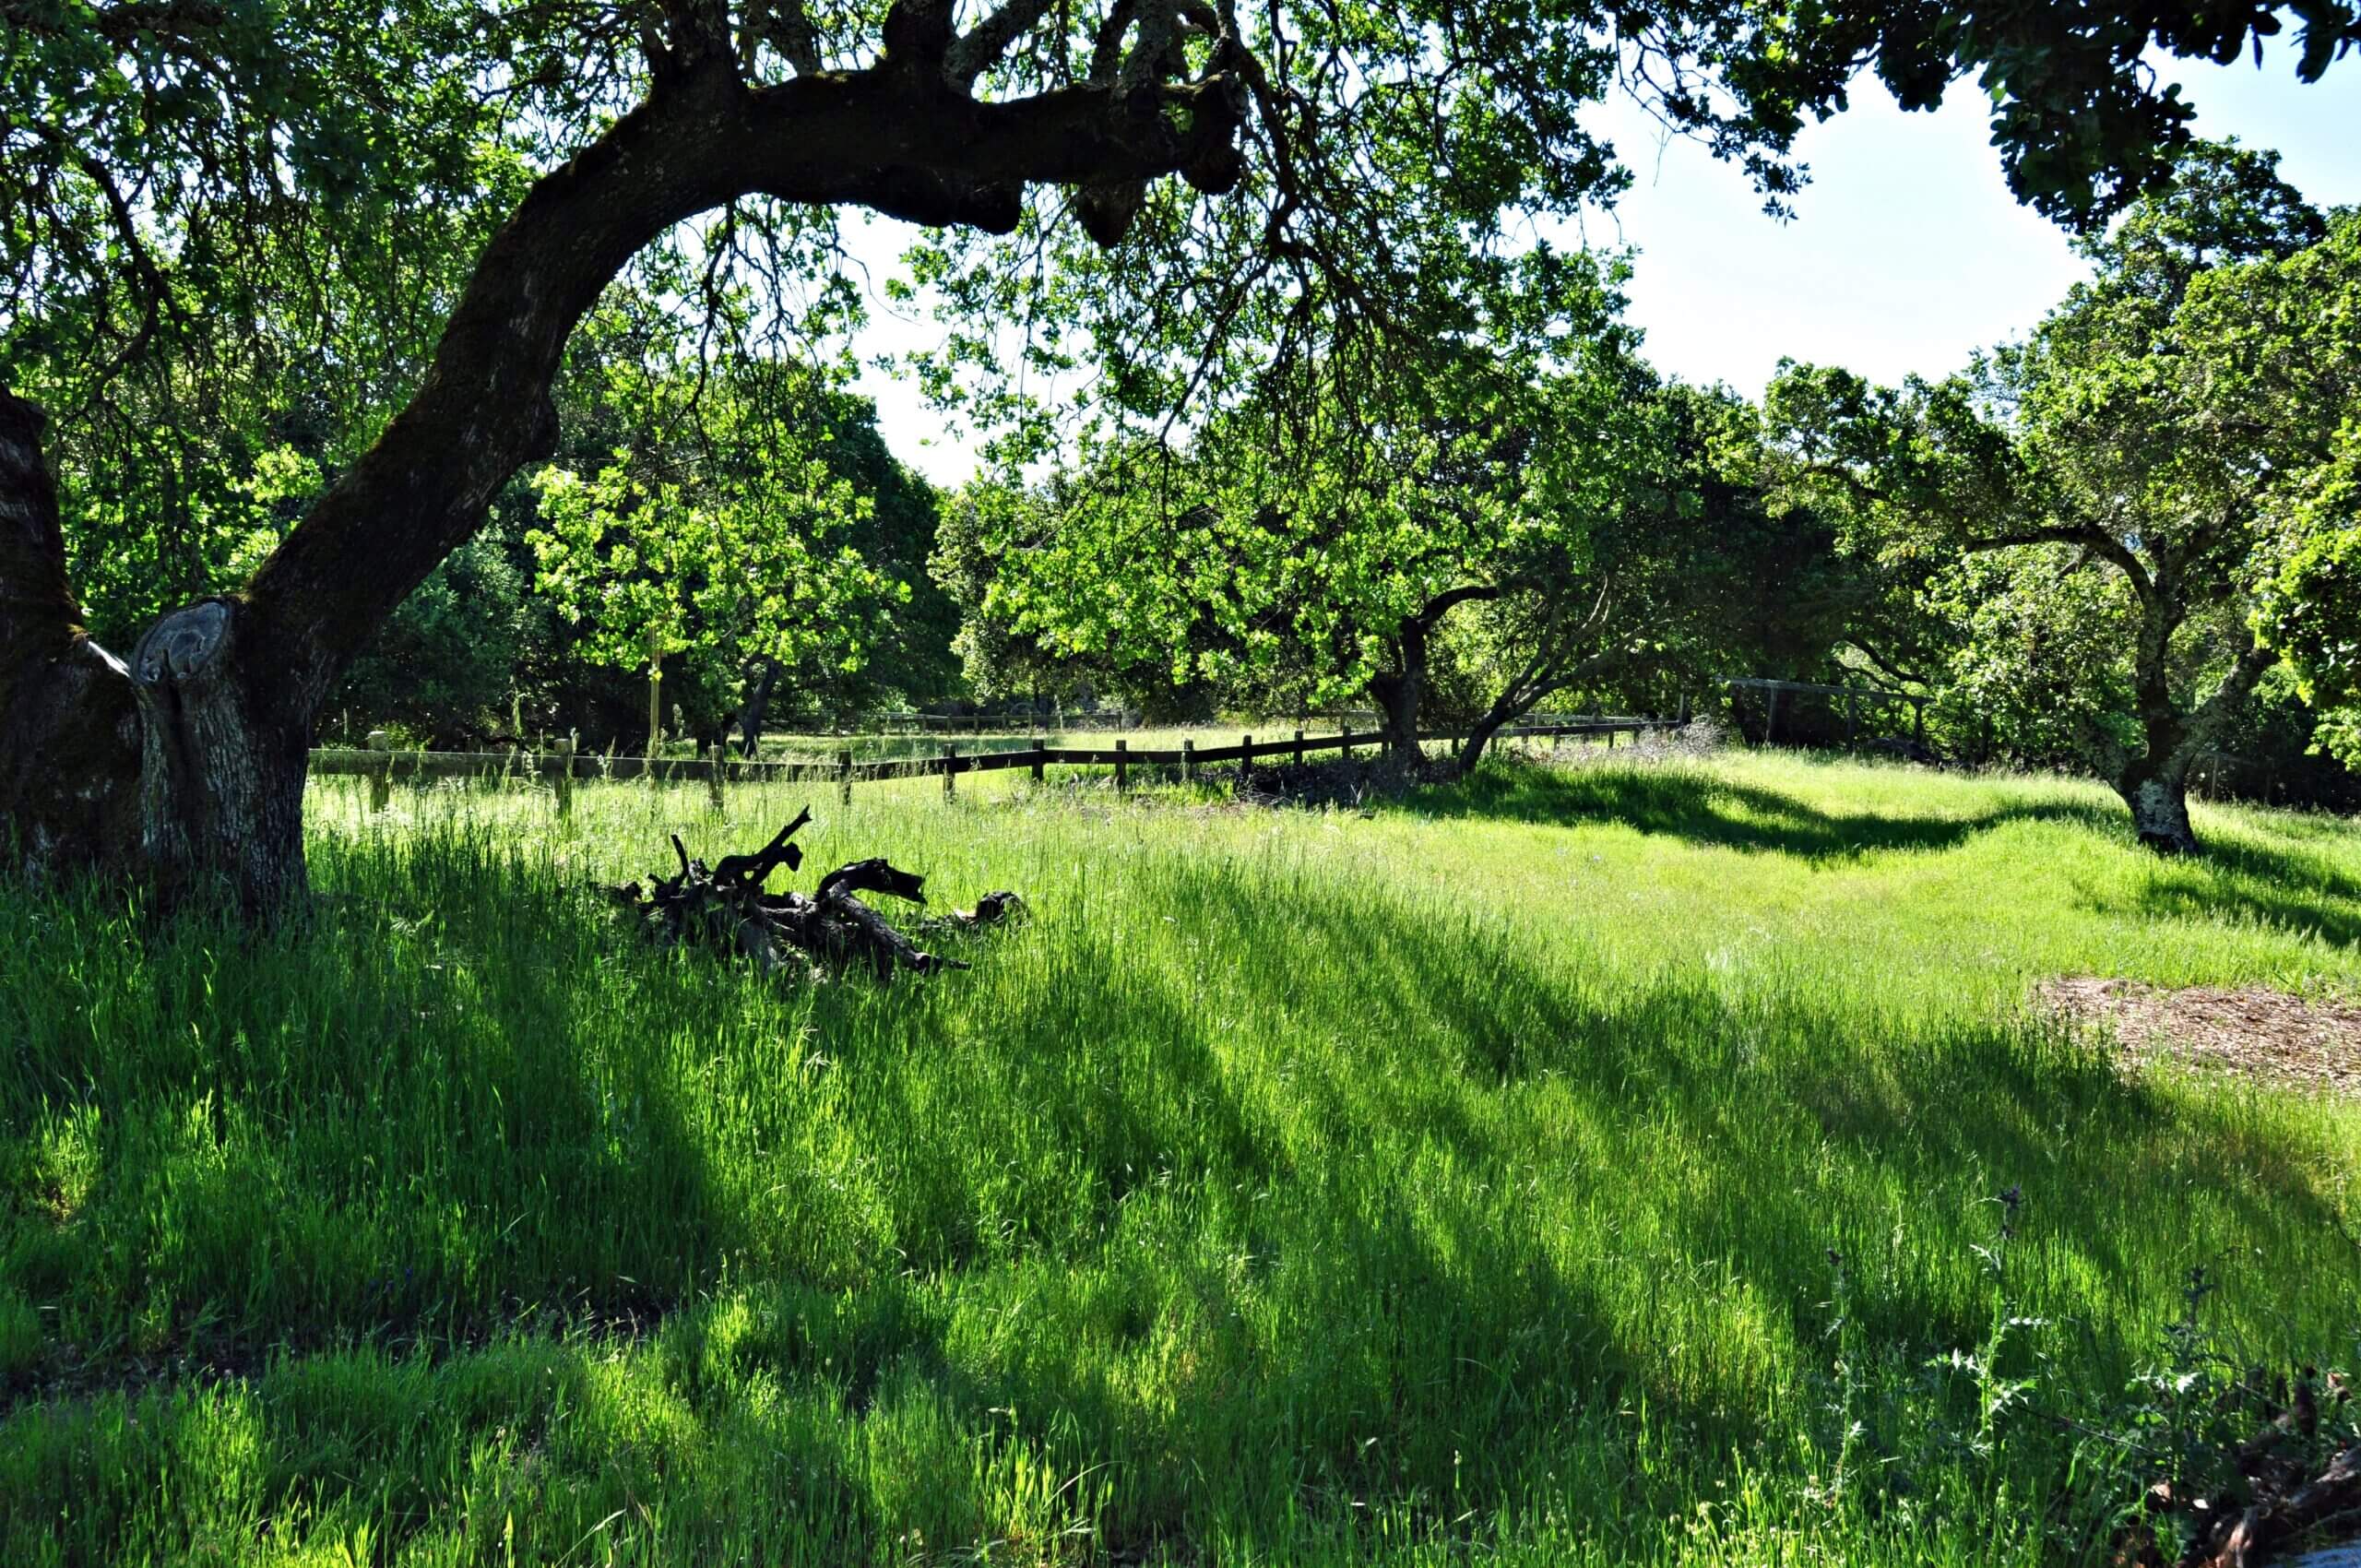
<box><xmin>2038</xmin><ymin>977</ymin><xmax>2361</xmax><ymax>1099</ymax></box>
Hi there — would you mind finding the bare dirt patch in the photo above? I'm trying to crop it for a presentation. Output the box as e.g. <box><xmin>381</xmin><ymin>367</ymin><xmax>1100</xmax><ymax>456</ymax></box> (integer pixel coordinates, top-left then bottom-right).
<box><xmin>2038</xmin><ymin>977</ymin><xmax>2361</xmax><ymax>1098</ymax></box>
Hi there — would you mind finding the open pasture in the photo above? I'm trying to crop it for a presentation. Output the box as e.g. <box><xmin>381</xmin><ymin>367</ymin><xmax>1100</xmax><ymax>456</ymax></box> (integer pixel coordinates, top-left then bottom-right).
<box><xmin>3</xmin><ymin>752</ymin><xmax>2357</xmax><ymax>1565</ymax></box>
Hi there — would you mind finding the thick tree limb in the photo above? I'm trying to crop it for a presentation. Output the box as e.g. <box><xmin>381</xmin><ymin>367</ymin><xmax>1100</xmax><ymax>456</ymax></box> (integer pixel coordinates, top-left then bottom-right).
<box><xmin>947</xmin><ymin>0</ymin><xmax>1058</xmax><ymax>85</ymax></box>
<box><xmin>712</xmin><ymin>804</ymin><xmax>809</xmax><ymax>887</ymax></box>
<box><xmin>2202</xmin><ymin>1443</ymin><xmax>2360</xmax><ymax>1567</ymax></box>
<box><xmin>817</xmin><ymin>856</ymin><xmax>928</xmax><ymax>905</ymax></box>
<box><xmin>1964</xmin><ymin>521</ymin><xmax>2156</xmax><ymax>603</ymax></box>
<box><xmin>1841</xmin><ymin>635</ymin><xmax>1929</xmax><ymax>691</ymax></box>
<box><xmin>241</xmin><ymin>50</ymin><xmax>1245</xmax><ymax>730</ymax></box>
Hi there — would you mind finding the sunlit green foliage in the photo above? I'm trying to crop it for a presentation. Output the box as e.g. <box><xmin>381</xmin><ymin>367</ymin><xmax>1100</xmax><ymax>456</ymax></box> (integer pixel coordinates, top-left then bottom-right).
<box><xmin>528</xmin><ymin>389</ymin><xmax>896</xmax><ymax>707</ymax></box>
<box><xmin>1764</xmin><ymin>146</ymin><xmax>2360</xmax><ymax>835</ymax></box>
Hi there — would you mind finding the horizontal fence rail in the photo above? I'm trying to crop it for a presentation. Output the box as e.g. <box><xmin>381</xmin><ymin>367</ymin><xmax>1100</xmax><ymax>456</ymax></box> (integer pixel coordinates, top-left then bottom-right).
<box><xmin>312</xmin><ymin>719</ymin><xmax>1679</xmax><ymax>801</ymax></box>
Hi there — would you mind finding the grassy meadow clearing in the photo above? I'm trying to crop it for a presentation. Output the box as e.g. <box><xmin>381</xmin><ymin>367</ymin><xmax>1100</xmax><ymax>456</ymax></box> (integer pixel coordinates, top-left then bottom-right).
<box><xmin>3</xmin><ymin>746</ymin><xmax>2358</xmax><ymax>1565</ymax></box>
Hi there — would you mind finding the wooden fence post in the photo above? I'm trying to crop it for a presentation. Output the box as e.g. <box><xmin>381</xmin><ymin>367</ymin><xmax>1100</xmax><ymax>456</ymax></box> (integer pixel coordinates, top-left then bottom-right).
<box><xmin>1031</xmin><ymin>737</ymin><xmax>1047</xmax><ymax>785</ymax></box>
<box><xmin>1340</xmin><ymin>729</ymin><xmax>1353</xmax><ymax>762</ymax></box>
<box><xmin>1764</xmin><ymin>686</ymin><xmax>1781</xmax><ymax>747</ymax></box>
<box><xmin>706</xmin><ymin>743</ymin><xmax>726</xmax><ymax>813</ymax></box>
<box><xmin>1180</xmin><ymin>738</ymin><xmax>1194</xmax><ymax>786</ymax></box>
<box><xmin>943</xmin><ymin>742</ymin><xmax>957</xmax><ymax>801</ymax></box>
<box><xmin>1293</xmin><ymin>728</ymin><xmax>1306</xmax><ymax>766</ymax></box>
<box><xmin>1845</xmin><ymin>691</ymin><xmax>1860</xmax><ymax>749</ymax></box>
<box><xmin>1114</xmin><ymin>737</ymin><xmax>1129</xmax><ymax>792</ymax></box>
<box><xmin>366</xmin><ymin>730</ymin><xmax>391</xmax><ymax>814</ymax></box>
<box><xmin>1240</xmin><ymin>733</ymin><xmax>1252</xmax><ymax>790</ymax></box>
<box><xmin>555</xmin><ymin>734</ymin><xmax>575</xmax><ymax>820</ymax></box>
<box><xmin>837</xmin><ymin>749</ymin><xmax>853</xmax><ymax>807</ymax></box>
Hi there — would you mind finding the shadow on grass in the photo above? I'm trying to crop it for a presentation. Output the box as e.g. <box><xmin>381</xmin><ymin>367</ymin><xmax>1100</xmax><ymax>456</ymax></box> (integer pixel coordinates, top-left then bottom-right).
<box><xmin>2094</xmin><ymin>828</ymin><xmax>2361</xmax><ymax>949</ymax></box>
<box><xmin>1398</xmin><ymin>758</ymin><xmax>2125</xmax><ymax>861</ymax></box>
<box><xmin>1405</xmin><ymin>759</ymin><xmax>2361</xmax><ymax>948</ymax></box>
<box><xmin>6</xmin><ymin>819</ymin><xmax>2359</xmax><ymax>1562</ymax></box>
<box><xmin>0</xmin><ymin>825</ymin><xmax>741</xmax><ymax>1379</ymax></box>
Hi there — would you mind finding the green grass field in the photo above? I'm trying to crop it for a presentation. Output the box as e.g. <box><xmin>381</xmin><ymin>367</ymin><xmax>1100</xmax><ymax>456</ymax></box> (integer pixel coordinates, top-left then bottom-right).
<box><xmin>4</xmin><ymin>750</ymin><xmax>2356</xmax><ymax>1565</ymax></box>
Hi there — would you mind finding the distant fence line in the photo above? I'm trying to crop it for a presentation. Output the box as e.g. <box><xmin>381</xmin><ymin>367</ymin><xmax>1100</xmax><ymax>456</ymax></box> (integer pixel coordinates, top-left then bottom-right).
<box><xmin>691</xmin><ymin>707</ymin><xmax>1544</xmax><ymax>737</ymax></box>
<box><xmin>1721</xmin><ymin>678</ymin><xmax>1926</xmax><ymax>746</ymax></box>
<box><xmin>861</xmin><ymin>709</ymin><xmax>1142</xmax><ymax>734</ymax></box>
<box><xmin>311</xmin><ymin>718</ymin><xmax>1677</xmax><ymax>814</ymax></box>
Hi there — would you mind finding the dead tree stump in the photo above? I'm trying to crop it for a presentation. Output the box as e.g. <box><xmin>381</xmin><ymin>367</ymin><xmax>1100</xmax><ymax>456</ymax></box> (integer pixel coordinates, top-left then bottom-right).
<box><xmin>603</xmin><ymin>809</ymin><xmax>1023</xmax><ymax>983</ymax></box>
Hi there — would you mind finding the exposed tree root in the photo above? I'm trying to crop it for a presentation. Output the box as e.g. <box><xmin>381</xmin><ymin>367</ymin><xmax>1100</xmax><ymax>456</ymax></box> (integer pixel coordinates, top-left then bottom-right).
<box><xmin>604</xmin><ymin>809</ymin><xmax>1023</xmax><ymax>982</ymax></box>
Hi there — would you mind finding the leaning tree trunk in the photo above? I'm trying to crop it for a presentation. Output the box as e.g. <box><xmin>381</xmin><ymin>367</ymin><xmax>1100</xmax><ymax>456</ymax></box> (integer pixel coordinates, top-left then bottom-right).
<box><xmin>1455</xmin><ymin>707</ymin><xmax>1515</xmax><ymax>775</ymax></box>
<box><xmin>4</xmin><ymin>28</ymin><xmax>1251</xmax><ymax>914</ymax></box>
<box><xmin>736</xmin><ymin>656</ymin><xmax>782</xmax><ymax>758</ymax></box>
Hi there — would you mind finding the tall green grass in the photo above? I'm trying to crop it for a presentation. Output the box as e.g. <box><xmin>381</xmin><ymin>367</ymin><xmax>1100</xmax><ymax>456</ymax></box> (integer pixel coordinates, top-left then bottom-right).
<box><xmin>2</xmin><ymin>751</ymin><xmax>2355</xmax><ymax>1564</ymax></box>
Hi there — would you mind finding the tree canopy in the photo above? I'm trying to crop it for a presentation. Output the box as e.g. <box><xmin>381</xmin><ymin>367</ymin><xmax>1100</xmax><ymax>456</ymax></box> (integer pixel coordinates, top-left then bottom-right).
<box><xmin>1765</xmin><ymin>144</ymin><xmax>2361</xmax><ymax>850</ymax></box>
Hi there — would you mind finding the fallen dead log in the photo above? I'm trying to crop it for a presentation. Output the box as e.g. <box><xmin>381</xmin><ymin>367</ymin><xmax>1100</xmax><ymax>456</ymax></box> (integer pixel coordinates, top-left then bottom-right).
<box><xmin>2115</xmin><ymin>1366</ymin><xmax>2360</xmax><ymax>1568</ymax></box>
<box><xmin>2200</xmin><ymin>1443</ymin><xmax>2360</xmax><ymax>1568</ymax></box>
<box><xmin>604</xmin><ymin>810</ymin><xmax>1023</xmax><ymax>982</ymax></box>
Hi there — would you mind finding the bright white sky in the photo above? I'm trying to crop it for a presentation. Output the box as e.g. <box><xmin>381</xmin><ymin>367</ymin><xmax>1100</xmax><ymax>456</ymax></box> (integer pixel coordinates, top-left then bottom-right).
<box><xmin>842</xmin><ymin>41</ymin><xmax>2361</xmax><ymax>487</ymax></box>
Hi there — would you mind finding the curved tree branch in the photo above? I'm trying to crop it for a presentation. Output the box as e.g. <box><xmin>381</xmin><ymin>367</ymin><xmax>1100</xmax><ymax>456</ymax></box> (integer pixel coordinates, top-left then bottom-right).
<box><xmin>1964</xmin><ymin>522</ymin><xmax>2156</xmax><ymax>603</ymax></box>
<box><xmin>243</xmin><ymin>47</ymin><xmax>1246</xmax><ymax>722</ymax></box>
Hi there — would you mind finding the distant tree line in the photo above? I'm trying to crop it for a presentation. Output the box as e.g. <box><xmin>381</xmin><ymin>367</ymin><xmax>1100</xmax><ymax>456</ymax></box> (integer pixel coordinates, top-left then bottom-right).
<box><xmin>25</xmin><ymin>140</ymin><xmax>2361</xmax><ymax>855</ymax></box>
<box><xmin>940</xmin><ymin>143</ymin><xmax>2361</xmax><ymax>849</ymax></box>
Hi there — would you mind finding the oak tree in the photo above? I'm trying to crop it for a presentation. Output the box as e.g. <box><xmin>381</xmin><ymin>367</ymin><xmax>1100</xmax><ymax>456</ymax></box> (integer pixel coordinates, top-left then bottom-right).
<box><xmin>1766</xmin><ymin>147</ymin><xmax>2361</xmax><ymax>852</ymax></box>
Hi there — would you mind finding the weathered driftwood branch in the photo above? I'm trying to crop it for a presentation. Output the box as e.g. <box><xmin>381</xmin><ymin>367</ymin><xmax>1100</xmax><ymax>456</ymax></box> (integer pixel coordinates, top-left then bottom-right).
<box><xmin>605</xmin><ymin>813</ymin><xmax>1022</xmax><ymax>982</ymax></box>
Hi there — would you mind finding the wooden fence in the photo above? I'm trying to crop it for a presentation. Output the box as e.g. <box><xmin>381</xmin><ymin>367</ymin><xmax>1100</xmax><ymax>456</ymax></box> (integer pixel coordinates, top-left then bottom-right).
<box><xmin>862</xmin><ymin>709</ymin><xmax>1141</xmax><ymax>735</ymax></box>
<box><xmin>311</xmin><ymin>718</ymin><xmax>1676</xmax><ymax>812</ymax></box>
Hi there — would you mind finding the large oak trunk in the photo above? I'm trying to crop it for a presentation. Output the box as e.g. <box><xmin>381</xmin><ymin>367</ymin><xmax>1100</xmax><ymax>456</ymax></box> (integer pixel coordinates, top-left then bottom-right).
<box><xmin>0</xmin><ymin>602</ymin><xmax>310</xmax><ymax>911</ymax></box>
<box><xmin>1370</xmin><ymin>613</ymin><xmax>1431</xmax><ymax>758</ymax></box>
<box><xmin>1370</xmin><ymin>666</ymin><xmax>1422</xmax><ymax>758</ymax></box>
<box><xmin>4</xmin><ymin>394</ymin><xmax>310</xmax><ymax>909</ymax></box>
<box><xmin>736</xmin><ymin>656</ymin><xmax>783</xmax><ymax>758</ymax></box>
<box><xmin>128</xmin><ymin>600</ymin><xmax>313</xmax><ymax>909</ymax></box>
<box><xmin>2120</xmin><ymin>765</ymin><xmax>2199</xmax><ymax>856</ymax></box>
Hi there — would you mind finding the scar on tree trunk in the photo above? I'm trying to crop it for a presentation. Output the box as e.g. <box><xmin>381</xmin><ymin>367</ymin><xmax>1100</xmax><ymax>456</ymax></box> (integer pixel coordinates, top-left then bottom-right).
<box><xmin>2124</xmin><ymin>768</ymin><xmax>2200</xmax><ymax>856</ymax></box>
<box><xmin>129</xmin><ymin>600</ymin><xmax>314</xmax><ymax>910</ymax></box>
